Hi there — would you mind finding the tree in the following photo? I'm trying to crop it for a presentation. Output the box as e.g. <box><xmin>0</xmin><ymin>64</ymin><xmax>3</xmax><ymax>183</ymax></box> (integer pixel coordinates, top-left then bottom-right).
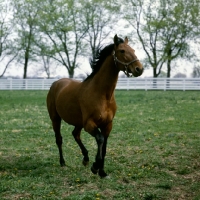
<box><xmin>38</xmin><ymin>0</ymin><xmax>88</xmax><ymax>78</ymax></box>
<box><xmin>159</xmin><ymin>0</ymin><xmax>196</xmax><ymax>77</ymax></box>
<box><xmin>82</xmin><ymin>0</ymin><xmax>119</xmax><ymax>61</ymax></box>
<box><xmin>158</xmin><ymin>71</ymin><xmax>167</xmax><ymax>78</ymax></box>
<box><xmin>12</xmin><ymin>0</ymin><xmax>41</xmax><ymax>78</ymax></box>
<box><xmin>173</xmin><ymin>73</ymin><xmax>186</xmax><ymax>78</ymax></box>
<box><xmin>192</xmin><ymin>66</ymin><xmax>200</xmax><ymax>78</ymax></box>
<box><xmin>124</xmin><ymin>0</ymin><xmax>198</xmax><ymax>77</ymax></box>
<box><xmin>0</xmin><ymin>0</ymin><xmax>18</xmax><ymax>77</ymax></box>
<box><xmin>32</xmin><ymin>34</ymin><xmax>57</xmax><ymax>78</ymax></box>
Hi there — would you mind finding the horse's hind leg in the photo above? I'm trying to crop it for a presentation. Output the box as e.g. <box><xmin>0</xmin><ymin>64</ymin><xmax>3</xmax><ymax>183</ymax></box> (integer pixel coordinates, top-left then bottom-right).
<box><xmin>52</xmin><ymin>117</ymin><xmax>66</xmax><ymax>166</ymax></box>
<box><xmin>72</xmin><ymin>126</ymin><xmax>89</xmax><ymax>166</ymax></box>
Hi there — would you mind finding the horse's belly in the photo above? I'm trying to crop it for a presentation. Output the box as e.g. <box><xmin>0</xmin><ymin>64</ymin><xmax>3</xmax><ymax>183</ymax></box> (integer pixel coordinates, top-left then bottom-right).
<box><xmin>55</xmin><ymin>81</ymin><xmax>83</xmax><ymax>126</ymax></box>
<box><xmin>57</xmin><ymin>104</ymin><xmax>83</xmax><ymax>126</ymax></box>
<box><xmin>63</xmin><ymin>114</ymin><xmax>83</xmax><ymax>126</ymax></box>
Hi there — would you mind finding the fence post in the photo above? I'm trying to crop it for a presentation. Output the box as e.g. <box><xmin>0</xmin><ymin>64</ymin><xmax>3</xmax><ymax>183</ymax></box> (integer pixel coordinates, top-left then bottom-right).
<box><xmin>8</xmin><ymin>78</ymin><xmax>12</xmax><ymax>90</ymax></box>
<box><xmin>145</xmin><ymin>78</ymin><xmax>147</xmax><ymax>91</ymax></box>
<box><xmin>164</xmin><ymin>78</ymin><xmax>166</xmax><ymax>91</ymax></box>
<box><xmin>42</xmin><ymin>79</ymin><xmax>44</xmax><ymax>90</ymax></box>
<box><xmin>127</xmin><ymin>78</ymin><xmax>129</xmax><ymax>91</ymax></box>
<box><xmin>25</xmin><ymin>79</ymin><xmax>27</xmax><ymax>90</ymax></box>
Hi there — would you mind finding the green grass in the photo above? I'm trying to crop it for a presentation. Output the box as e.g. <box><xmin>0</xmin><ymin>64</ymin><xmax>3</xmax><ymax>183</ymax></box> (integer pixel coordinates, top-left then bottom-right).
<box><xmin>0</xmin><ymin>90</ymin><xmax>200</xmax><ymax>200</ymax></box>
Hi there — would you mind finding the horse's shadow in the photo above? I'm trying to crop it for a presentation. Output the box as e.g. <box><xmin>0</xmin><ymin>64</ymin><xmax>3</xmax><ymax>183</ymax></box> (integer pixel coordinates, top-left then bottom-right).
<box><xmin>0</xmin><ymin>153</ymin><xmax>86</xmax><ymax>178</ymax></box>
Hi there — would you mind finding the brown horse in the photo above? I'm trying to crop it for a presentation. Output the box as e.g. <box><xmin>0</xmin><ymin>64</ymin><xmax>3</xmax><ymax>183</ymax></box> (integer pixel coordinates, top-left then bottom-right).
<box><xmin>46</xmin><ymin>35</ymin><xmax>143</xmax><ymax>177</ymax></box>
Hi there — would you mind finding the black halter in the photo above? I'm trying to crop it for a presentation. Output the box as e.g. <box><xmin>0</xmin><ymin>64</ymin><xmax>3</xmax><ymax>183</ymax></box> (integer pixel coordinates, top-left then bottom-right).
<box><xmin>113</xmin><ymin>51</ymin><xmax>139</xmax><ymax>77</ymax></box>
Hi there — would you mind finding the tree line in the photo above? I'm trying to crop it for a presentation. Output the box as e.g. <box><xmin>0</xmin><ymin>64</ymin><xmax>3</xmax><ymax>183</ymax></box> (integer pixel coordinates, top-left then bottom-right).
<box><xmin>0</xmin><ymin>0</ymin><xmax>199</xmax><ymax>78</ymax></box>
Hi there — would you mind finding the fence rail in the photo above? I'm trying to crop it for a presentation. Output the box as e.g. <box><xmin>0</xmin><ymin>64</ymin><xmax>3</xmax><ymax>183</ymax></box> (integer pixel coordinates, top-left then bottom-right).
<box><xmin>0</xmin><ymin>78</ymin><xmax>200</xmax><ymax>91</ymax></box>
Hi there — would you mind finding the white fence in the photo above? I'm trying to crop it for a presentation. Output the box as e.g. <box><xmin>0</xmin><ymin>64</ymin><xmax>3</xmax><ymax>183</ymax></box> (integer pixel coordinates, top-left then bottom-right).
<box><xmin>0</xmin><ymin>78</ymin><xmax>200</xmax><ymax>91</ymax></box>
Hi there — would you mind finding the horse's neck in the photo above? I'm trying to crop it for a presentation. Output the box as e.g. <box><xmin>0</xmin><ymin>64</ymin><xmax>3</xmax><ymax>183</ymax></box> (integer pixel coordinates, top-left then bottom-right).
<box><xmin>91</xmin><ymin>56</ymin><xmax>119</xmax><ymax>100</ymax></box>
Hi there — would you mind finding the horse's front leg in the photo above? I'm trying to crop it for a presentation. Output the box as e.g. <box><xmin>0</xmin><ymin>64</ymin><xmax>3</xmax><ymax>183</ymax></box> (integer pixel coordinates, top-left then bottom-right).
<box><xmin>91</xmin><ymin>128</ymin><xmax>106</xmax><ymax>177</ymax></box>
<box><xmin>97</xmin><ymin>136</ymin><xmax>108</xmax><ymax>178</ymax></box>
<box><xmin>98</xmin><ymin>123</ymin><xmax>112</xmax><ymax>177</ymax></box>
<box><xmin>91</xmin><ymin>123</ymin><xmax>112</xmax><ymax>178</ymax></box>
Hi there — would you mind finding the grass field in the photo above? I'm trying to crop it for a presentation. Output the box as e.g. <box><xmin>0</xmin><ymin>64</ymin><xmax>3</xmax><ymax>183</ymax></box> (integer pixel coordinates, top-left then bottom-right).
<box><xmin>0</xmin><ymin>90</ymin><xmax>200</xmax><ymax>200</ymax></box>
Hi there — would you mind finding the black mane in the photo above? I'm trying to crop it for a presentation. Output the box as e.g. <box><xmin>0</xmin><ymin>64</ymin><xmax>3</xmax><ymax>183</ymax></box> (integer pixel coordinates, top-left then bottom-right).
<box><xmin>84</xmin><ymin>37</ymin><xmax>124</xmax><ymax>81</ymax></box>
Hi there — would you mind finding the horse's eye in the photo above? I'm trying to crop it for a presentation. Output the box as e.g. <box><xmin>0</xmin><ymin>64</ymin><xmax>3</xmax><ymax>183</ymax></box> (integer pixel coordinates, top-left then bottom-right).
<box><xmin>120</xmin><ymin>50</ymin><xmax>125</xmax><ymax>53</ymax></box>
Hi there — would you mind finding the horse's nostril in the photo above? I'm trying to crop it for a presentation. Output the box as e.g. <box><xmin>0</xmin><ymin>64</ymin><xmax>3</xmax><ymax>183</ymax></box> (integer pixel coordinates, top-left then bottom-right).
<box><xmin>135</xmin><ymin>67</ymin><xmax>140</xmax><ymax>73</ymax></box>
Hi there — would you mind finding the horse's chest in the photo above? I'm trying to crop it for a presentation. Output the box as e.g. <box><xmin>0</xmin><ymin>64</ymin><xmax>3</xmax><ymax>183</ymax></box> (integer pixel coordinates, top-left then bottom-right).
<box><xmin>80</xmin><ymin>95</ymin><xmax>117</xmax><ymax>129</ymax></box>
<box><xmin>96</xmin><ymin>102</ymin><xmax>116</xmax><ymax>124</ymax></box>
<box><xmin>101</xmin><ymin>110</ymin><xmax>114</xmax><ymax>123</ymax></box>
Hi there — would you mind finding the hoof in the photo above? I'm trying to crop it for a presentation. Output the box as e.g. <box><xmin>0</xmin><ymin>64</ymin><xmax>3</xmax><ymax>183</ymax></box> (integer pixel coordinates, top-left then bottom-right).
<box><xmin>60</xmin><ymin>163</ymin><xmax>66</xmax><ymax>167</ymax></box>
<box><xmin>98</xmin><ymin>170</ymin><xmax>107</xmax><ymax>178</ymax></box>
<box><xmin>60</xmin><ymin>160</ymin><xmax>66</xmax><ymax>167</ymax></box>
<box><xmin>82</xmin><ymin>159</ymin><xmax>89</xmax><ymax>166</ymax></box>
<box><xmin>91</xmin><ymin>165</ymin><xmax>98</xmax><ymax>174</ymax></box>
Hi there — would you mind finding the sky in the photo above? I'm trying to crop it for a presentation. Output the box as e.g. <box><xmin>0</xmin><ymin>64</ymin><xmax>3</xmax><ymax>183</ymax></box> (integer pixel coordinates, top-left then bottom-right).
<box><xmin>2</xmin><ymin>49</ymin><xmax>193</xmax><ymax>79</ymax></box>
<box><xmin>1</xmin><ymin>20</ymin><xmax>195</xmax><ymax>79</ymax></box>
<box><xmin>0</xmin><ymin>2</ymin><xmax>197</xmax><ymax>79</ymax></box>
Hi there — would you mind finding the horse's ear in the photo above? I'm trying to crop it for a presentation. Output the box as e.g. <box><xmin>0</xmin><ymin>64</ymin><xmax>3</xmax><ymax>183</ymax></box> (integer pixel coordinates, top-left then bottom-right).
<box><xmin>125</xmin><ymin>36</ymin><xmax>128</xmax><ymax>44</ymax></box>
<box><xmin>114</xmin><ymin>34</ymin><xmax>118</xmax><ymax>45</ymax></box>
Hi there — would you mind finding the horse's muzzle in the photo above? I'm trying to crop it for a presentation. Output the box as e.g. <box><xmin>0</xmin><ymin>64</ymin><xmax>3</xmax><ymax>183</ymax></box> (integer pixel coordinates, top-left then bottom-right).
<box><xmin>135</xmin><ymin>66</ymin><xmax>144</xmax><ymax>76</ymax></box>
<box><xmin>130</xmin><ymin>65</ymin><xmax>143</xmax><ymax>77</ymax></box>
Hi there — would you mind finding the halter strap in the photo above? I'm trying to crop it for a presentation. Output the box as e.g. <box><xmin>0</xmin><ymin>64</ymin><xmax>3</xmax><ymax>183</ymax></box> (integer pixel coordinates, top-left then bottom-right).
<box><xmin>113</xmin><ymin>51</ymin><xmax>139</xmax><ymax>77</ymax></box>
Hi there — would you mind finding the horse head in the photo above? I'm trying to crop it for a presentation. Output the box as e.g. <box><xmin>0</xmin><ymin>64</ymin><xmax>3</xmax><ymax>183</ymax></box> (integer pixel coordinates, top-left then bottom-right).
<box><xmin>113</xmin><ymin>34</ymin><xmax>143</xmax><ymax>77</ymax></box>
